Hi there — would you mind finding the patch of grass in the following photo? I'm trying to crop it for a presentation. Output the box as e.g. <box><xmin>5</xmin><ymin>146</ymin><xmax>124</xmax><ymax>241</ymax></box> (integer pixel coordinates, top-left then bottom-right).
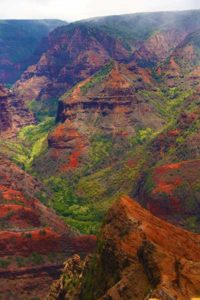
<box><xmin>0</xmin><ymin>118</ymin><xmax>54</xmax><ymax>171</ymax></box>
<box><xmin>27</xmin><ymin>98</ymin><xmax>58</xmax><ymax>122</ymax></box>
<box><xmin>80</xmin><ymin>62</ymin><xmax>114</xmax><ymax>95</ymax></box>
<box><xmin>0</xmin><ymin>259</ymin><xmax>11</xmax><ymax>269</ymax></box>
<box><xmin>31</xmin><ymin>253</ymin><xmax>44</xmax><ymax>265</ymax></box>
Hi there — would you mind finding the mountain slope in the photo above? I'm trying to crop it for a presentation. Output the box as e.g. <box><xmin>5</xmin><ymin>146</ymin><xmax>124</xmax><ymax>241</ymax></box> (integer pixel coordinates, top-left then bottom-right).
<box><xmin>8</xmin><ymin>15</ymin><xmax>200</xmax><ymax>235</ymax></box>
<box><xmin>23</xmin><ymin>61</ymin><xmax>167</xmax><ymax>234</ymax></box>
<box><xmin>0</xmin><ymin>155</ymin><xmax>96</xmax><ymax>299</ymax></box>
<box><xmin>0</xmin><ymin>84</ymin><xmax>34</xmax><ymax>137</ymax></box>
<box><xmin>84</xmin><ymin>10</ymin><xmax>200</xmax><ymax>50</ymax></box>
<box><xmin>0</xmin><ymin>19</ymin><xmax>67</xmax><ymax>84</ymax></box>
<box><xmin>13</xmin><ymin>10</ymin><xmax>200</xmax><ymax>107</ymax></box>
<box><xmin>40</xmin><ymin>61</ymin><xmax>164</xmax><ymax>172</ymax></box>
<box><xmin>136</xmin><ymin>86</ymin><xmax>200</xmax><ymax>231</ymax></box>
<box><xmin>2</xmin><ymin>10</ymin><xmax>200</xmax><ymax>300</ymax></box>
<box><xmin>159</xmin><ymin>29</ymin><xmax>200</xmax><ymax>89</ymax></box>
<box><xmin>14</xmin><ymin>23</ymin><xmax>130</xmax><ymax>102</ymax></box>
<box><xmin>48</xmin><ymin>196</ymin><xmax>200</xmax><ymax>300</ymax></box>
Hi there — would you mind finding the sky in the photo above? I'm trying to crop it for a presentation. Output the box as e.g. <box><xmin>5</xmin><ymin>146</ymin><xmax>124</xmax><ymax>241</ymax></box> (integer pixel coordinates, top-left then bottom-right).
<box><xmin>0</xmin><ymin>0</ymin><xmax>200</xmax><ymax>21</ymax></box>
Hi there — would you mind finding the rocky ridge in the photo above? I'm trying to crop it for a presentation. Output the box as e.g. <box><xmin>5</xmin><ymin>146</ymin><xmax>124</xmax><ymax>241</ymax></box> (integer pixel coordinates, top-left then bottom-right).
<box><xmin>0</xmin><ymin>155</ymin><xmax>96</xmax><ymax>299</ymax></box>
<box><xmin>48</xmin><ymin>196</ymin><xmax>200</xmax><ymax>300</ymax></box>
<box><xmin>0</xmin><ymin>84</ymin><xmax>34</xmax><ymax>138</ymax></box>
<box><xmin>14</xmin><ymin>24</ymin><xmax>130</xmax><ymax>102</ymax></box>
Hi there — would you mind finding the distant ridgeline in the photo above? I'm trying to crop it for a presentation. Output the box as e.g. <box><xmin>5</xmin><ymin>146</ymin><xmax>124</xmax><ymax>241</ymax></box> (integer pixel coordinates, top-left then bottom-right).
<box><xmin>0</xmin><ymin>19</ymin><xmax>67</xmax><ymax>84</ymax></box>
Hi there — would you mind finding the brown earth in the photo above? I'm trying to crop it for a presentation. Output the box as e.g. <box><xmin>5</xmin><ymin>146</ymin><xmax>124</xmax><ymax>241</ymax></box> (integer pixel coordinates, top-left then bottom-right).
<box><xmin>0</xmin><ymin>84</ymin><xmax>34</xmax><ymax>138</ymax></box>
<box><xmin>48</xmin><ymin>196</ymin><xmax>200</xmax><ymax>300</ymax></box>
<box><xmin>0</xmin><ymin>155</ymin><xmax>96</xmax><ymax>299</ymax></box>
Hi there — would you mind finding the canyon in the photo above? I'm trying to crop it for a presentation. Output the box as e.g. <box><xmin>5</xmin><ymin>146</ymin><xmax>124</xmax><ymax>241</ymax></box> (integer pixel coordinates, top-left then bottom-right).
<box><xmin>0</xmin><ymin>9</ymin><xmax>200</xmax><ymax>299</ymax></box>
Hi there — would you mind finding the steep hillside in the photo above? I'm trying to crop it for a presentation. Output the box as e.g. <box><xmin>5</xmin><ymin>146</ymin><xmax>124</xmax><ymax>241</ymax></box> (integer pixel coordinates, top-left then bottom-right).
<box><xmin>48</xmin><ymin>196</ymin><xmax>200</xmax><ymax>300</ymax></box>
<box><xmin>130</xmin><ymin>29</ymin><xmax>189</xmax><ymax>67</ymax></box>
<box><xmin>159</xmin><ymin>29</ymin><xmax>200</xmax><ymax>89</ymax></box>
<box><xmin>39</xmin><ymin>61</ymin><xmax>164</xmax><ymax>170</ymax></box>
<box><xmin>13</xmin><ymin>10</ymin><xmax>200</xmax><ymax>111</ymax></box>
<box><xmin>136</xmin><ymin>87</ymin><xmax>200</xmax><ymax>231</ymax></box>
<box><xmin>6</xmin><ymin>15</ymin><xmax>200</xmax><ymax>235</ymax></box>
<box><xmin>12</xmin><ymin>41</ymin><xmax>200</xmax><ymax>235</ymax></box>
<box><xmin>85</xmin><ymin>10</ymin><xmax>200</xmax><ymax>50</ymax></box>
<box><xmin>14</xmin><ymin>23</ymin><xmax>130</xmax><ymax>102</ymax></box>
<box><xmin>1</xmin><ymin>10</ymin><xmax>200</xmax><ymax>300</ymax></box>
<box><xmin>0</xmin><ymin>19</ymin><xmax>66</xmax><ymax>84</ymax></box>
<box><xmin>0</xmin><ymin>84</ymin><xmax>34</xmax><ymax>137</ymax></box>
<box><xmin>0</xmin><ymin>155</ymin><xmax>96</xmax><ymax>299</ymax></box>
<box><xmin>21</xmin><ymin>61</ymin><xmax>167</xmax><ymax>233</ymax></box>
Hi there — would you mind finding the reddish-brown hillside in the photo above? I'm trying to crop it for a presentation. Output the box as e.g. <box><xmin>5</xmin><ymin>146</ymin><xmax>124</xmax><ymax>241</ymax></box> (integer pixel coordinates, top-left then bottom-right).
<box><xmin>0</xmin><ymin>155</ymin><xmax>96</xmax><ymax>299</ymax></box>
<box><xmin>42</xmin><ymin>62</ymin><xmax>165</xmax><ymax>174</ymax></box>
<box><xmin>48</xmin><ymin>196</ymin><xmax>200</xmax><ymax>300</ymax></box>
<box><xmin>159</xmin><ymin>30</ymin><xmax>200</xmax><ymax>88</ymax></box>
<box><xmin>14</xmin><ymin>24</ymin><xmax>130</xmax><ymax>102</ymax></box>
<box><xmin>0</xmin><ymin>84</ymin><xmax>34</xmax><ymax>138</ymax></box>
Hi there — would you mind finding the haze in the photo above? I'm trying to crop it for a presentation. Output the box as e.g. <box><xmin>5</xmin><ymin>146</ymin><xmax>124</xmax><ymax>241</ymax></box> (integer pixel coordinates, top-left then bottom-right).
<box><xmin>0</xmin><ymin>0</ymin><xmax>200</xmax><ymax>21</ymax></box>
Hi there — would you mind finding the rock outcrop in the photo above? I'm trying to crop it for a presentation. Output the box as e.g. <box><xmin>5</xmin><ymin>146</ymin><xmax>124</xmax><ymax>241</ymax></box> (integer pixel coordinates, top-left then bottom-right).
<box><xmin>136</xmin><ymin>87</ymin><xmax>200</xmax><ymax>232</ymax></box>
<box><xmin>44</xmin><ymin>62</ymin><xmax>165</xmax><ymax>173</ymax></box>
<box><xmin>14</xmin><ymin>24</ymin><xmax>130</xmax><ymax>102</ymax></box>
<box><xmin>138</xmin><ymin>160</ymin><xmax>200</xmax><ymax>232</ymax></box>
<box><xmin>130</xmin><ymin>29</ymin><xmax>189</xmax><ymax>67</ymax></box>
<box><xmin>159</xmin><ymin>29</ymin><xmax>200</xmax><ymax>88</ymax></box>
<box><xmin>48</xmin><ymin>196</ymin><xmax>200</xmax><ymax>300</ymax></box>
<box><xmin>0</xmin><ymin>155</ymin><xmax>96</xmax><ymax>299</ymax></box>
<box><xmin>0</xmin><ymin>84</ymin><xmax>34</xmax><ymax>138</ymax></box>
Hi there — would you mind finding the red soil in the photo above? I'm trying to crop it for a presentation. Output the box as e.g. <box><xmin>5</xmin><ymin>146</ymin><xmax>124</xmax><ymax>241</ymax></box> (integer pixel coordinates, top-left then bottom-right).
<box><xmin>0</xmin><ymin>185</ymin><xmax>28</xmax><ymax>204</ymax></box>
<box><xmin>154</xmin><ymin>162</ymin><xmax>182</xmax><ymax>175</ymax></box>
<box><xmin>99</xmin><ymin>196</ymin><xmax>200</xmax><ymax>299</ymax></box>
<box><xmin>59</xmin><ymin>152</ymin><xmax>80</xmax><ymax>171</ymax></box>
<box><xmin>152</xmin><ymin>178</ymin><xmax>182</xmax><ymax>195</ymax></box>
<box><xmin>144</xmin><ymin>160</ymin><xmax>200</xmax><ymax>219</ymax></box>
<box><xmin>0</xmin><ymin>204</ymin><xmax>41</xmax><ymax>227</ymax></box>
<box><xmin>0</xmin><ymin>228</ymin><xmax>62</xmax><ymax>256</ymax></box>
<box><xmin>167</xmin><ymin>129</ymin><xmax>180</xmax><ymax>136</ymax></box>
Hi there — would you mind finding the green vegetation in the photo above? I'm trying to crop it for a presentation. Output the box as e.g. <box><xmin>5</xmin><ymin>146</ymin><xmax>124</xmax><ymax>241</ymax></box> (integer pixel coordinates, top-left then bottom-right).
<box><xmin>27</xmin><ymin>99</ymin><xmax>58</xmax><ymax>122</ymax></box>
<box><xmin>41</xmin><ymin>134</ymin><xmax>147</xmax><ymax>234</ymax></box>
<box><xmin>61</xmin><ymin>62</ymin><xmax>114</xmax><ymax>100</ymax></box>
<box><xmin>186</xmin><ymin>216</ymin><xmax>200</xmax><ymax>232</ymax></box>
<box><xmin>1</xmin><ymin>39</ymin><xmax>200</xmax><ymax>235</ymax></box>
<box><xmin>45</xmin><ymin>175</ymin><xmax>105</xmax><ymax>234</ymax></box>
<box><xmin>24</xmin><ymin>233</ymin><xmax>32</xmax><ymax>239</ymax></box>
<box><xmin>16</xmin><ymin>253</ymin><xmax>44</xmax><ymax>267</ymax></box>
<box><xmin>88</xmin><ymin>134</ymin><xmax>112</xmax><ymax>168</ymax></box>
<box><xmin>0</xmin><ymin>258</ymin><xmax>11</xmax><ymax>269</ymax></box>
<box><xmin>31</xmin><ymin>252</ymin><xmax>44</xmax><ymax>265</ymax></box>
<box><xmin>0</xmin><ymin>117</ymin><xmax>54</xmax><ymax>171</ymax></box>
<box><xmin>80</xmin><ymin>62</ymin><xmax>114</xmax><ymax>95</ymax></box>
<box><xmin>134</xmin><ymin>128</ymin><xmax>155</xmax><ymax>145</ymax></box>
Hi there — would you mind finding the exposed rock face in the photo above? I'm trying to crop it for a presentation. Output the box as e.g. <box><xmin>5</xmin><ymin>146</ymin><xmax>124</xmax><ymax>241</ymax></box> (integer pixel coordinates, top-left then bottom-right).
<box><xmin>160</xmin><ymin>29</ymin><xmax>200</xmax><ymax>88</ymax></box>
<box><xmin>14</xmin><ymin>24</ymin><xmax>130</xmax><ymax>102</ymax></box>
<box><xmin>45</xmin><ymin>62</ymin><xmax>165</xmax><ymax>173</ymax></box>
<box><xmin>130</xmin><ymin>29</ymin><xmax>189</xmax><ymax>67</ymax></box>
<box><xmin>135</xmin><ymin>87</ymin><xmax>200</xmax><ymax>232</ymax></box>
<box><xmin>0</xmin><ymin>264</ymin><xmax>64</xmax><ymax>300</ymax></box>
<box><xmin>48</xmin><ymin>196</ymin><xmax>200</xmax><ymax>300</ymax></box>
<box><xmin>56</xmin><ymin>62</ymin><xmax>158</xmax><ymax>132</ymax></box>
<box><xmin>0</xmin><ymin>155</ymin><xmax>96</xmax><ymax>299</ymax></box>
<box><xmin>47</xmin><ymin>254</ymin><xmax>88</xmax><ymax>300</ymax></box>
<box><xmin>138</xmin><ymin>160</ymin><xmax>200</xmax><ymax>231</ymax></box>
<box><xmin>0</xmin><ymin>84</ymin><xmax>34</xmax><ymax>138</ymax></box>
